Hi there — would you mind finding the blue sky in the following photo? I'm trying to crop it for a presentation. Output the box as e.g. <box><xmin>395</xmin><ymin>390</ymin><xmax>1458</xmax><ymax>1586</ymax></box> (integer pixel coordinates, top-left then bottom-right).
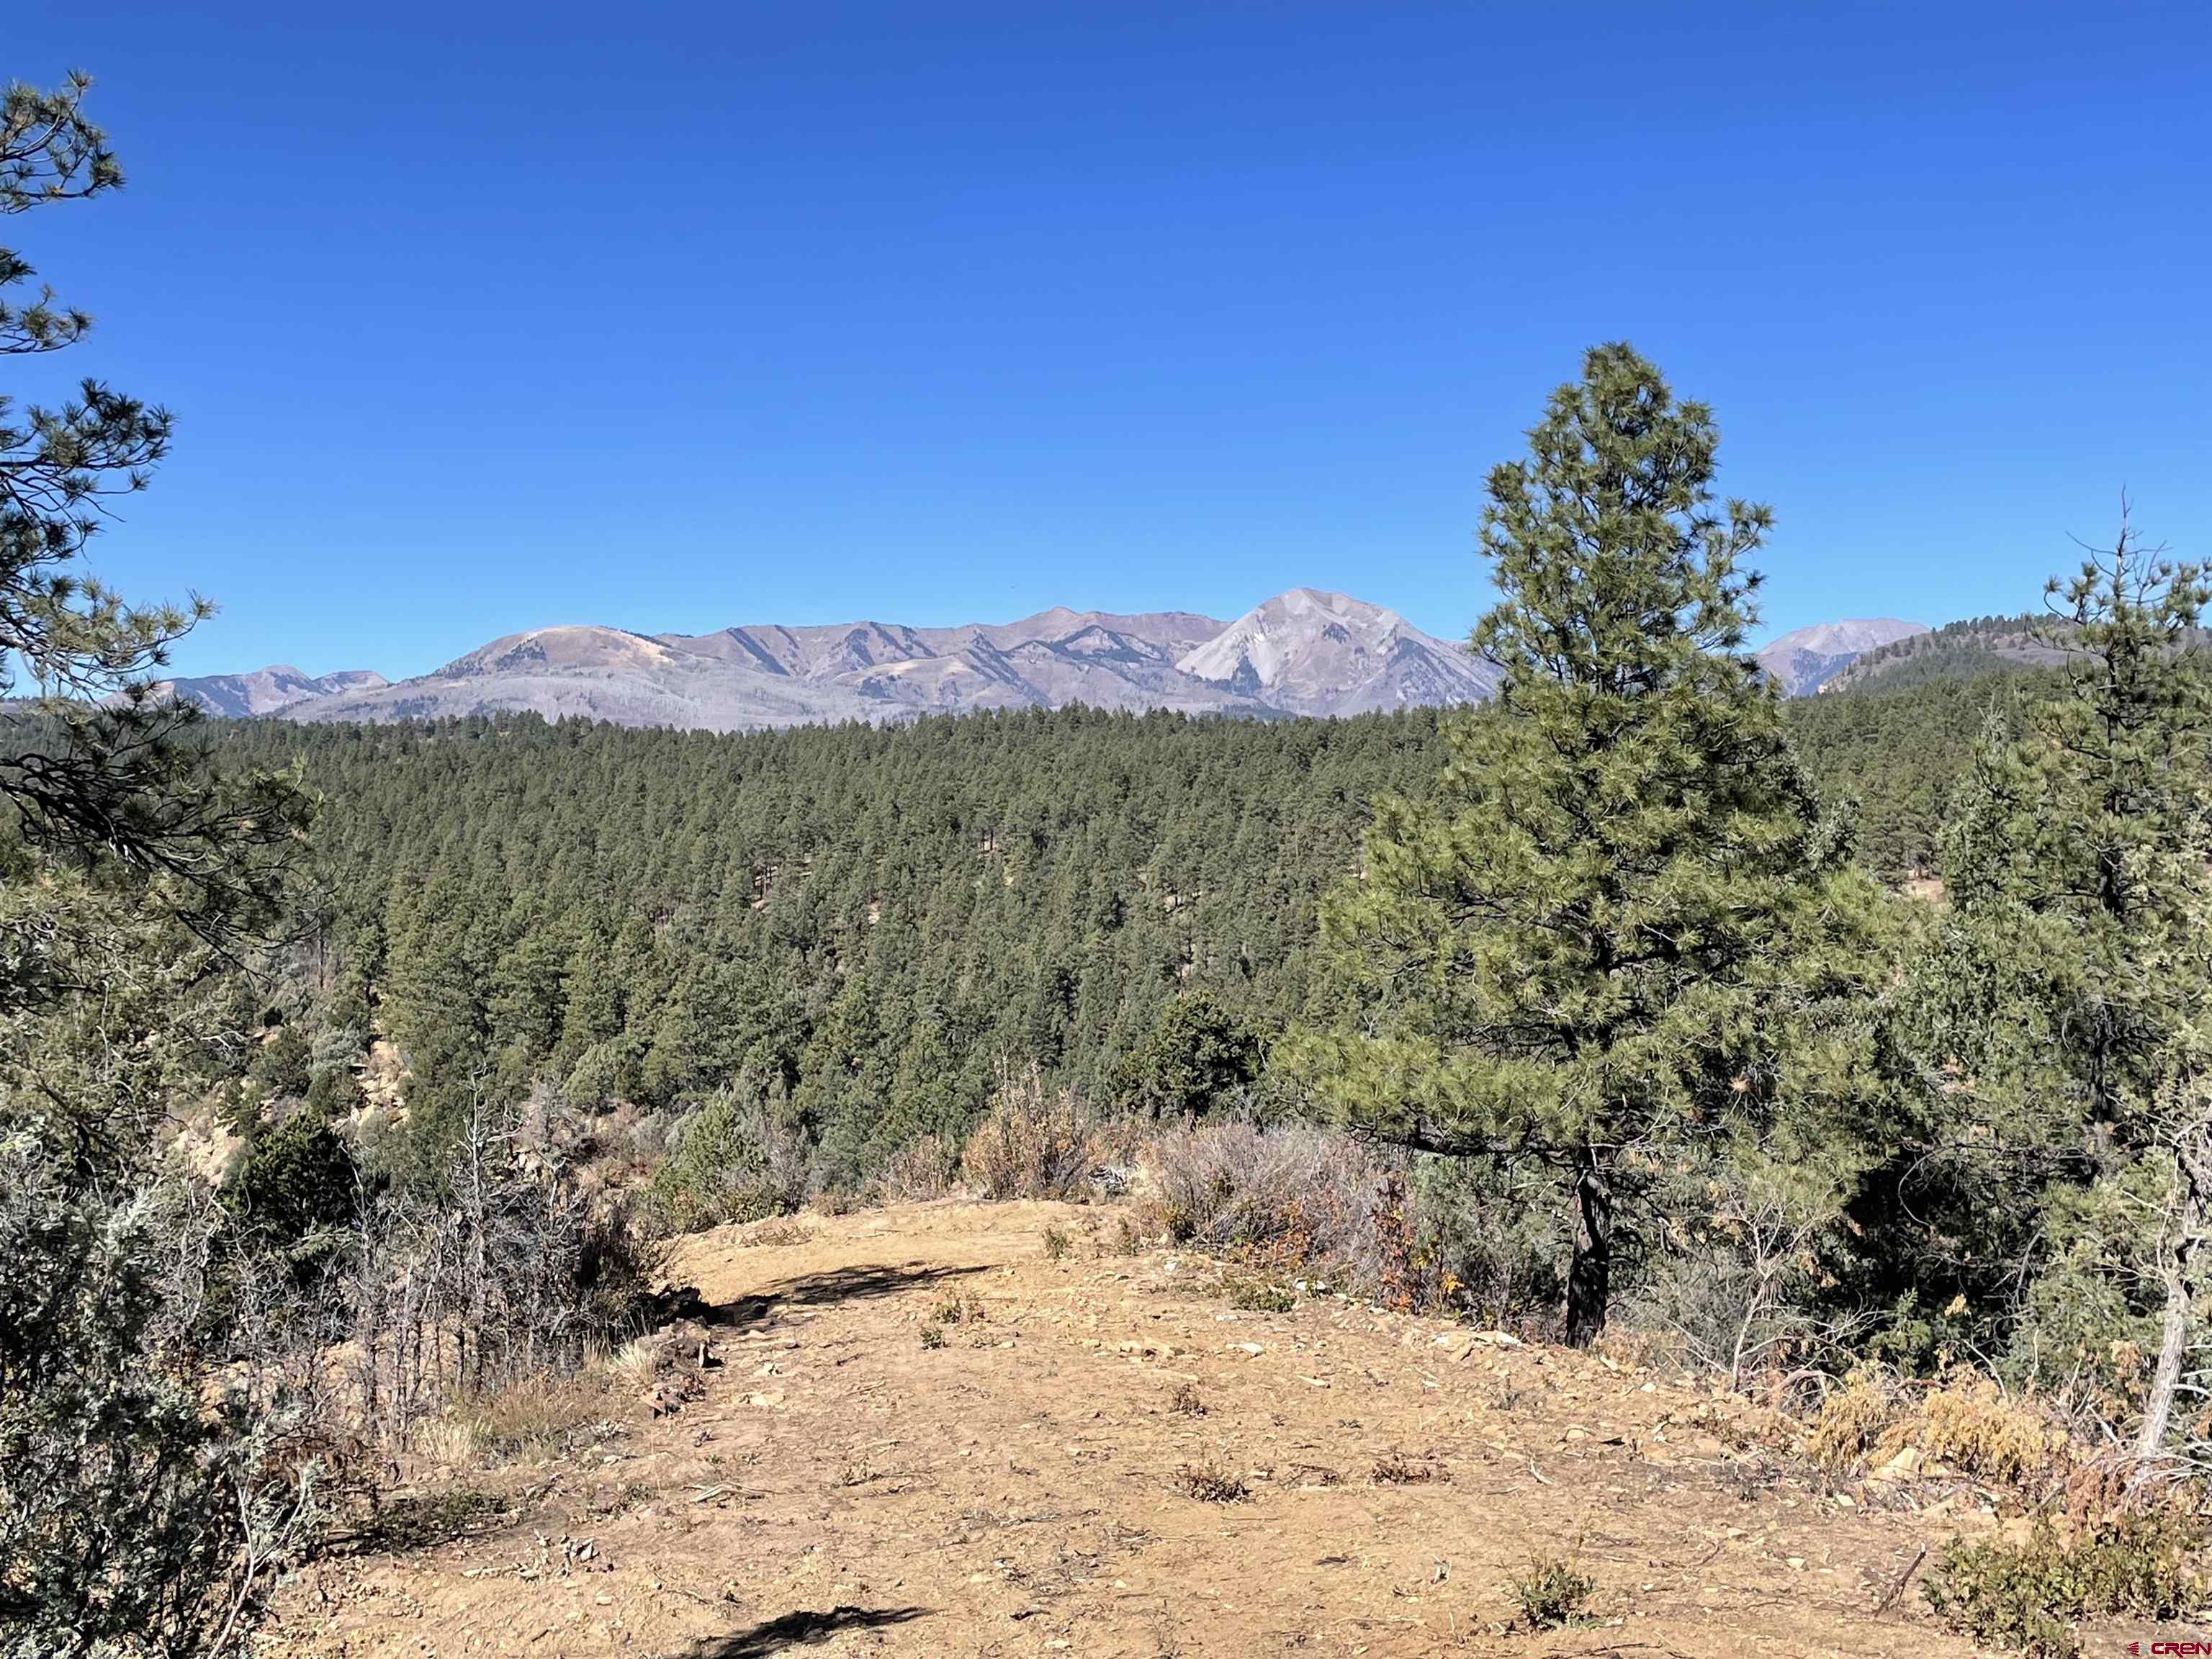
<box><xmin>12</xmin><ymin>1</ymin><xmax>2211</xmax><ymax>679</ymax></box>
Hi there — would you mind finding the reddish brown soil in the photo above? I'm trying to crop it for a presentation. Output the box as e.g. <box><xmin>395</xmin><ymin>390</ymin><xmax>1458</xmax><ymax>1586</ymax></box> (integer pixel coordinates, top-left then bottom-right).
<box><xmin>266</xmin><ymin>1199</ymin><xmax>2002</xmax><ymax>1658</ymax></box>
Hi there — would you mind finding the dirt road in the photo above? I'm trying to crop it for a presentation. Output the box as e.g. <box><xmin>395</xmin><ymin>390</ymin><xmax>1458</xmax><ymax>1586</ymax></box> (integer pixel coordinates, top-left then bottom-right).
<box><xmin>269</xmin><ymin>1199</ymin><xmax>1984</xmax><ymax>1658</ymax></box>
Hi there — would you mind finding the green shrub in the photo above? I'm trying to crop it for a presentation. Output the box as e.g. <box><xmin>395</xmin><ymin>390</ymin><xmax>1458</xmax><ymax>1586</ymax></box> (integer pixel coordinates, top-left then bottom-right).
<box><xmin>644</xmin><ymin>1083</ymin><xmax>811</xmax><ymax>1234</ymax></box>
<box><xmin>1921</xmin><ymin>1510</ymin><xmax>2202</xmax><ymax>1659</ymax></box>
<box><xmin>225</xmin><ymin>1107</ymin><xmax>358</xmax><ymax>1245</ymax></box>
<box><xmin>1508</xmin><ymin>1551</ymin><xmax>1595</xmax><ymax>1629</ymax></box>
<box><xmin>1224</xmin><ymin>1272</ymin><xmax>1295</xmax><ymax>1312</ymax></box>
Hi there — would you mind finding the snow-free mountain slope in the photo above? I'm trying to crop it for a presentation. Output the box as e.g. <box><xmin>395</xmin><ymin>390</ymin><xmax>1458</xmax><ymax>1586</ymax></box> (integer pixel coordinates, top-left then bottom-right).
<box><xmin>156</xmin><ymin>665</ymin><xmax>389</xmax><ymax>719</ymax></box>
<box><xmin>1176</xmin><ymin>588</ymin><xmax>1499</xmax><ymax>715</ymax></box>
<box><xmin>167</xmin><ymin>593</ymin><xmax>1501</xmax><ymax>732</ymax></box>
<box><xmin>1755</xmin><ymin>619</ymin><xmax>1928</xmax><ymax>696</ymax></box>
<box><xmin>295</xmin><ymin>625</ymin><xmax>888</xmax><ymax>731</ymax></box>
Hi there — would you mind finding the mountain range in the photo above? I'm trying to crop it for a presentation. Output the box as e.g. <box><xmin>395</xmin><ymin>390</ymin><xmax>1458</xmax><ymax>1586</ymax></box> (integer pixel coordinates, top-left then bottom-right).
<box><xmin>158</xmin><ymin>589</ymin><xmax>1503</xmax><ymax>732</ymax></box>
<box><xmin>158</xmin><ymin>594</ymin><xmax>1933</xmax><ymax>731</ymax></box>
<box><xmin>1753</xmin><ymin>618</ymin><xmax>1930</xmax><ymax>696</ymax></box>
<box><xmin>156</xmin><ymin>665</ymin><xmax>392</xmax><ymax>719</ymax></box>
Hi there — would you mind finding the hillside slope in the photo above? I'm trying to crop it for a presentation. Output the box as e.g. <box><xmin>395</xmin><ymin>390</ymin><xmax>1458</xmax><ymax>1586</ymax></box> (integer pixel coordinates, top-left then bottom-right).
<box><xmin>1756</xmin><ymin>620</ymin><xmax>1928</xmax><ymax>696</ymax></box>
<box><xmin>155</xmin><ymin>665</ymin><xmax>388</xmax><ymax>717</ymax></box>
<box><xmin>1820</xmin><ymin>616</ymin><xmax>2063</xmax><ymax>694</ymax></box>
<box><xmin>271</xmin><ymin>1201</ymin><xmax>1981</xmax><ymax>1659</ymax></box>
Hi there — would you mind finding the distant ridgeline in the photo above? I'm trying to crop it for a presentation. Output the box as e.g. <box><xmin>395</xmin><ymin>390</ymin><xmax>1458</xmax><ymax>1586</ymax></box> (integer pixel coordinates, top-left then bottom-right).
<box><xmin>203</xmin><ymin>649</ymin><xmax>2042</xmax><ymax>1174</ymax></box>
<box><xmin>1817</xmin><ymin>613</ymin><xmax>2062</xmax><ymax>694</ymax></box>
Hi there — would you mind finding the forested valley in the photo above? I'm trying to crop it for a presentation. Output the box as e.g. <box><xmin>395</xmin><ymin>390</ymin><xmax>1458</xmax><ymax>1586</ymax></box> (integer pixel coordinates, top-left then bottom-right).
<box><xmin>208</xmin><ymin>673</ymin><xmax>1992</xmax><ymax>1197</ymax></box>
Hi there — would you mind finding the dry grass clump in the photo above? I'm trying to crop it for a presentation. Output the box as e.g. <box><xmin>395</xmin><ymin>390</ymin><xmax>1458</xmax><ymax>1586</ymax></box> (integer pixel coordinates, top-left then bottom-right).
<box><xmin>411</xmin><ymin>1415</ymin><xmax>486</xmax><ymax>1471</ymax></box>
<box><xmin>1173</xmin><ymin>1460</ymin><xmax>1250</xmax><ymax>1503</ymax></box>
<box><xmin>959</xmin><ymin>1064</ymin><xmax>1098</xmax><ymax>1201</ymax></box>
<box><xmin>1167</xmin><ymin>1381</ymin><xmax>1205</xmax><ymax>1417</ymax></box>
<box><xmin>1141</xmin><ymin>1123</ymin><xmax>1444</xmax><ymax>1308</ymax></box>
<box><xmin>873</xmin><ymin>1133</ymin><xmax>961</xmax><ymax>1203</ymax></box>
<box><xmin>1371</xmin><ymin>1451</ymin><xmax>1438</xmax><ymax>1485</ymax></box>
<box><xmin>604</xmin><ymin>1321</ymin><xmax>712</xmax><ymax>1419</ymax></box>
<box><xmin>932</xmin><ymin>1290</ymin><xmax>986</xmax><ymax>1326</ymax></box>
<box><xmin>1041</xmin><ymin>1223</ymin><xmax>1073</xmax><ymax>1262</ymax></box>
<box><xmin>430</xmin><ymin>1370</ymin><xmax>623</xmax><ymax>1468</ymax></box>
<box><xmin>1807</xmin><ymin>1367</ymin><xmax>2066</xmax><ymax>1489</ymax></box>
<box><xmin>744</xmin><ymin>1217</ymin><xmax>815</xmax><ymax>1249</ymax></box>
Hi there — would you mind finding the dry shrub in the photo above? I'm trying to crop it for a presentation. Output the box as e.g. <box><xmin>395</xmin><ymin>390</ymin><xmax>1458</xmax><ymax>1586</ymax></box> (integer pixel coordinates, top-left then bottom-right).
<box><xmin>1141</xmin><ymin>1123</ymin><xmax>1447</xmax><ymax>1308</ymax></box>
<box><xmin>960</xmin><ymin>1064</ymin><xmax>1097</xmax><ymax>1201</ymax></box>
<box><xmin>1808</xmin><ymin>1367</ymin><xmax>2066</xmax><ymax>1490</ymax></box>
<box><xmin>744</xmin><ymin>1217</ymin><xmax>814</xmax><ymax>1249</ymax></box>
<box><xmin>1910</xmin><ymin>1373</ymin><xmax>2062</xmax><ymax>1486</ymax></box>
<box><xmin>1371</xmin><ymin>1452</ymin><xmax>1437</xmax><ymax>1485</ymax></box>
<box><xmin>1041</xmin><ymin>1223</ymin><xmax>1072</xmax><ymax>1262</ymax></box>
<box><xmin>344</xmin><ymin>1100</ymin><xmax>667</xmax><ymax>1457</ymax></box>
<box><xmin>1807</xmin><ymin>1370</ymin><xmax>1902</xmax><ymax>1472</ymax></box>
<box><xmin>1145</xmin><ymin>1121</ymin><xmax>1361</xmax><ymax>1249</ymax></box>
<box><xmin>1173</xmin><ymin>1461</ymin><xmax>1249</xmax><ymax>1503</ymax></box>
<box><xmin>1167</xmin><ymin>1381</ymin><xmax>1205</xmax><ymax>1416</ymax></box>
<box><xmin>873</xmin><ymin>1133</ymin><xmax>961</xmax><ymax>1203</ymax></box>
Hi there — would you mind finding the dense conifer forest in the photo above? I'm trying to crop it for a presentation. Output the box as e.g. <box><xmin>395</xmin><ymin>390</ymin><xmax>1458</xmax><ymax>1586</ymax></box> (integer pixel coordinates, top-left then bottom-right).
<box><xmin>201</xmin><ymin>657</ymin><xmax>2021</xmax><ymax>1182</ymax></box>
<box><xmin>210</xmin><ymin>708</ymin><xmax>1442</xmax><ymax>1180</ymax></box>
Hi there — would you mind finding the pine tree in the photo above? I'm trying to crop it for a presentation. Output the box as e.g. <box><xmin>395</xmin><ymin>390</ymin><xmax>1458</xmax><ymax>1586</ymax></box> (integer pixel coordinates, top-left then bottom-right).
<box><xmin>1298</xmin><ymin>343</ymin><xmax>1886</xmax><ymax>1344</ymax></box>
<box><xmin>1</xmin><ymin>74</ymin><xmax>314</xmax><ymax>1654</ymax></box>
<box><xmin>1908</xmin><ymin>516</ymin><xmax>2212</xmax><ymax>1451</ymax></box>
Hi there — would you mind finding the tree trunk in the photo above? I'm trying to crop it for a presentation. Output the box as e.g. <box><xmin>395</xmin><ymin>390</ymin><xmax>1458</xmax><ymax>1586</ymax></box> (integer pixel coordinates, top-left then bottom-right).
<box><xmin>1564</xmin><ymin>1154</ymin><xmax>1613</xmax><ymax>1348</ymax></box>
<box><xmin>2139</xmin><ymin>1125</ymin><xmax>2209</xmax><ymax>1462</ymax></box>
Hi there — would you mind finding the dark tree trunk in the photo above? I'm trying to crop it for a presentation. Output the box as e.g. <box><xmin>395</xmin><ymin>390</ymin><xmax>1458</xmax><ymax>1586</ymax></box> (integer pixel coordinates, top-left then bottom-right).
<box><xmin>1564</xmin><ymin>1154</ymin><xmax>1612</xmax><ymax>1348</ymax></box>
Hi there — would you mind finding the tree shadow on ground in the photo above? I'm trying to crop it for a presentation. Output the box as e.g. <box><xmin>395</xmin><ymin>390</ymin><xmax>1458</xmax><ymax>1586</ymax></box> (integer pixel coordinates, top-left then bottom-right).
<box><xmin>676</xmin><ymin>1604</ymin><xmax>932</xmax><ymax>1657</ymax></box>
<box><xmin>659</xmin><ymin>1260</ymin><xmax>991</xmax><ymax>1331</ymax></box>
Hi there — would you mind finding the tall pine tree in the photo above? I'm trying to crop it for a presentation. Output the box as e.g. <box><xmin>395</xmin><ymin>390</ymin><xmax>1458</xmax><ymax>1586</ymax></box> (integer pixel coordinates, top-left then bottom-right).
<box><xmin>1298</xmin><ymin>343</ymin><xmax>1887</xmax><ymax>1344</ymax></box>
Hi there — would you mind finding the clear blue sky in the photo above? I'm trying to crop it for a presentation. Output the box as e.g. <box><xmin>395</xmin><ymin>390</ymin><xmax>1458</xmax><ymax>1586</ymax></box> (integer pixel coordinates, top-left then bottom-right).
<box><xmin>12</xmin><ymin>0</ymin><xmax>2211</xmax><ymax>679</ymax></box>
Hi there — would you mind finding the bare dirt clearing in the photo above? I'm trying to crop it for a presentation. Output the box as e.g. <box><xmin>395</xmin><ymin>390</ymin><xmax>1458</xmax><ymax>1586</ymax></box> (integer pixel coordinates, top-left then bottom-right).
<box><xmin>267</xmin><ymin>1200</ymin><xmax>1993</xmax><ymax>1658</ymax></box>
